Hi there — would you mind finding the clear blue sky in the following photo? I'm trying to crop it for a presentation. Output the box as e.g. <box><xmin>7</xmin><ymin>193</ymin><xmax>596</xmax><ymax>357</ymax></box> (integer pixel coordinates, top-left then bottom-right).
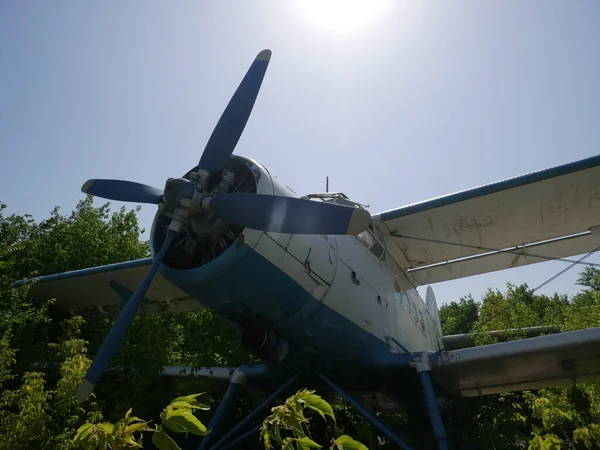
<box><xmin>1</xmin><ymin>1</ymin><xmax>599</xmax><ymax>306</ymax></box>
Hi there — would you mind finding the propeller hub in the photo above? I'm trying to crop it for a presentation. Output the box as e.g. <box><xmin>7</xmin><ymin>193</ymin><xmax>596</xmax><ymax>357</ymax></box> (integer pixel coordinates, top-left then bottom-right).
<box><xmin>162</xmin><ymin>177</ymin><xmax>196</xmax><ymax>210</ymax></box>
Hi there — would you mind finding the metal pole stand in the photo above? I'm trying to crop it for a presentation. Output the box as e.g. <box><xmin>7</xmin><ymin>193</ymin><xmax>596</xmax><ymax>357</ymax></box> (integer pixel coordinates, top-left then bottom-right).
<box><xmin>318</xmin><ymin>373</ymin><xmax>414</xmax><ymax>450</ymax></box>
<box><xmin>198</xmin><ymin>368</ymin><xmax>246</xmax><ymax>450</ymax></box>
<box><xmin>414</xmin><ymin>352</ymin><xmax>449</xmax><ymax>450</ymax></box>
<box><xmin>207</xmin><ymin>373</ymin><xmax>301</xmax><ymax>450</ymax></box>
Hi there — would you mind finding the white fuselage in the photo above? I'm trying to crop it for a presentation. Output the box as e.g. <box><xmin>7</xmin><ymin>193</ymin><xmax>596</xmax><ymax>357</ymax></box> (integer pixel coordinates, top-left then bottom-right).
<box><xmin>157</xmin><ymin>156</ymin><xmax>443</xmax><ymax>367</ymax></box>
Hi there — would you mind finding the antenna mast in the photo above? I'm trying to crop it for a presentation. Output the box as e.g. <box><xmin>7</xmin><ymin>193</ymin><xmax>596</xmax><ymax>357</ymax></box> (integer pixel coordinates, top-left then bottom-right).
<box><xmin>326</xmin><ymin>176</ymin><xmax>329</xmax><ymax>193</ymax></box>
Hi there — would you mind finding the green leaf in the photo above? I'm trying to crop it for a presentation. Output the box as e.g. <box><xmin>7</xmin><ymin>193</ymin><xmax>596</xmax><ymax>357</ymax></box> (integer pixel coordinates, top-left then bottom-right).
<box><xmin>558</xmin><ymin>409</ymin><xmax>572</xmax><ymax>421</ymax></box>
<box><xmin>170</xmin><ymin>393</ymin><xmax>208</xmax><ymax>408</ymax></box>
<box><xmin>274</xmin><ymin>426</ymin><xmax>284</xmax><ymax>445</ymax></box>
<box><xmin>282</xmin><ymin>437</ymin><xmax>296</xmax><ymax>450</ymax></box>
<box><xmin>164</xmin><ymin>418</ymin><xmax>187</xmax><ymax>434</ymax></box>
<box><xmin>73</xmin><ymin>423</ymin><xmax>94</xmax><ymax>445</ymax></box>
<box><xmin>164</xmin><ymin>409</ymin><xmax>207</xmax><ymax>436</ymax></box>
<box><xmin>332</xmin><ymin>435</ymin><xmax>369</xmax><ymax>450</ymax></box>
<box><xmin>530</xmin><ymin>434</ymin><xmax>562</xmax><ymax>450</ymax></box>
<box><xmin>304</xmin><ymin>393</ymin><xmax>335</xmax><ymax>422</ymax></box>
<box><xmin>126</xmin><ymin>422</ymin><xmax>151</xmax><ymax>434</ymax></box>
<box><xmin>169</xmin><ymin>401</ymin><xmax>205</xmax><ymax>411</ymax></box>
<box><xmin>96</xmin><ymin>423</ymin><xmax>114</xmax><ymax>435</ymax></box>
<box><xmin>297</xmin><ymin>436</ymin><xmax>322</xmax><ymax>449</ymax></box>
<box><xmin>152</xmin><ymin>428</ymin><xmax>182</xmax><ymax>450</ymax></box>
<box><xmin>573</xmin><ymin>427</ymin><xmax>592</xmax><ymax>449</ymax></box>
<box><xmin>529</xmin><ymin>435</ymin><xmax>543</xmax><ymax>450</ymax></box>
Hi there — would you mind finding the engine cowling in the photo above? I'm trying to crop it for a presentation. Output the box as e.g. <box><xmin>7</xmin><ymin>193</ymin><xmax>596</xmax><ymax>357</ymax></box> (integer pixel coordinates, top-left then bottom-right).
<box><xmin>150</xmin><ymin>155</ymin><xmax>274</xmax><ymax>271</ymax></box>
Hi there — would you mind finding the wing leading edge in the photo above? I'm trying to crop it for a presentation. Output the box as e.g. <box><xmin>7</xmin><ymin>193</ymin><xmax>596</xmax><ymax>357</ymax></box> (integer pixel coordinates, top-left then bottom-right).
<box><xmin>12</xmin><ymin>259</ymin><xmax>201</xmax><ymax>318</ymax></box>
<box><xmin>373</xmin><ymin>154</ymin><xmax>600</xmax><ymax>284</ymax></box>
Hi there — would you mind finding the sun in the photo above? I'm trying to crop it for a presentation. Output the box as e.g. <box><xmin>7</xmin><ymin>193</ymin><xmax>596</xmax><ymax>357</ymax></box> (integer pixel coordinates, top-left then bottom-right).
<box><xmin>293</xmin><ymin>0</ymin><xmax>392</xmax><ymax>35</ymax></box>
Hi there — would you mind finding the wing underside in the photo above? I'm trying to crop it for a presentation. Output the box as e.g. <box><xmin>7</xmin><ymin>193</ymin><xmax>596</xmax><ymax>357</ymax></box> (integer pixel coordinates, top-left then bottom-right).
<box><xmin>374</xmin><ymin>155</ymin><xmax>600</xmax><ymax>284</ymax></box>
<box><xmin>13</xmin><ymin>259</ymin><xmax>201</xmax><ymax>318</ymax></box>
<box><xmin>432</xmin><ymin>327</ymin><xmax>600</xmax><ymax>397</ymax></box>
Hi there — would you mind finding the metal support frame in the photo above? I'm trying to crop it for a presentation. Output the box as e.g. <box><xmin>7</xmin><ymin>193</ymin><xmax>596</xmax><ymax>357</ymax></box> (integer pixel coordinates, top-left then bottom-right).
<box><xmin>220</xmin><ymin>424</ymin><xmax>261</xmax><ymax>450</ymax></box>
<box><xmin>390</xmin><ymin>338</ymin><xmax>449</xmax><ymax>450</ymax></box>
<box><xmin>318</xmin><ymin>373</ymin><xmax>414</xmax><ymax>450</ymax></box>
<box><xmin>414</xmin><ymin>352</ymin><xmax>449</xmax><ymax>450</ymax></box>
<box><xmin>207</xmin><ymin>373</ymin><xmax>301</xmax><ymax>450</ymax></box>
<box><xmin>198</xmin><ymin>369</ymin><xmax>247</xmax><ymax>450</ymax></box>
<box><xmin>196</xmin><ymin>340</ymin><xmax>450</xmax><ymax>449</ymax></box>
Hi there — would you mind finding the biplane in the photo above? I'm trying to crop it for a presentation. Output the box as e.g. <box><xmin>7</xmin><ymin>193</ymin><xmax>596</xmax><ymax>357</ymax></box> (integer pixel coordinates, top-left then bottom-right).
<box><xmin>15</xmin><ymin>49</ymin><xmax>600</xmax><ymax>450</ymax></box>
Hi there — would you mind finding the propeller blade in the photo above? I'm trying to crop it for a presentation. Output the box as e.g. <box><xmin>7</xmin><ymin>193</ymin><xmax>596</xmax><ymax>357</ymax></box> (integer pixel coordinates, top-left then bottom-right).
<box><xmin>198</xmin><ymin>49</ymin><xmax>272</xmax><ymax>173</ymax></box>
<box><xmin>82</xmin><ymin>179</ymin><xmax>164</xmax><ymax>204</ymax></box>
<box><xmin>76</xmin><ymin>228</ymin><xmax>178</xmax><ymax>401</ymax></box>
<box><xmin>209</xmin><ymin>194</ymin><xmax>371</xmax><ymax>235</ymax></box>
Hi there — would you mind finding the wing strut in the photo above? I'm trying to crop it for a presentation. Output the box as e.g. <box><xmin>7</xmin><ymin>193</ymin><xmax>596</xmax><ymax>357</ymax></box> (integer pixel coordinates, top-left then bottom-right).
<box><xmin>395</xmin><ymin>232</ymin><xmax>600</xmax><ymax>269</ymax></box>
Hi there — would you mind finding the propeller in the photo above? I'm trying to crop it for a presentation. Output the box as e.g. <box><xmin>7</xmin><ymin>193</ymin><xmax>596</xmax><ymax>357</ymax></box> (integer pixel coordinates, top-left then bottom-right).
<box><xmin>199</xmin><ymin>49</ymin><xmax>272</xmax><ymax>173</ymax></box>
<box><xmin>77</xmin><ymin>227</ymin><xmax>178</xmax><ymax>401</ymax></box>
<box><xmin>81</xmin><ymin>179</ymin><xmax>163</xmax><ymax>204</ymax></box>
<box><xmin>76</xmin><ymin>49</ymin><xmax>372</xmax><ymax>401</ymax></box>
<box><xmin>208</xmin><ymin>193</ymin><xmax>369</xmax><ymax>235</ymax></box>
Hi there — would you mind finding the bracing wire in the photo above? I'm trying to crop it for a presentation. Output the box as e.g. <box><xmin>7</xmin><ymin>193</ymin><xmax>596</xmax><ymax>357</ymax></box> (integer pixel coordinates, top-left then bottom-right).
<box><xmin>477</xmin><ymin>245</ymin><xmax>600</xmax><ymax>329</ymax></box>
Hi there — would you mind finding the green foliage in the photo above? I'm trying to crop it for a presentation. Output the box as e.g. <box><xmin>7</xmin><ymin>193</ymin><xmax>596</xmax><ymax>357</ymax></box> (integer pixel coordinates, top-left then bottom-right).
<box><xmin>4</xmin><ymin>197</ymin><xmax>600</xmax><ymax>449</ymax></box>
<box><xmin>0</xmin><ymin>197</ymin><xmax>251</xmax><ymax>448</ymax></box>
<box><xmin>0</xmin><ymin>198</ymin><xmax>151</xmax><ymax>448</ymax></box>
<box><xmin>73</xmin><ymin>409</ymin><xmax>152</xmax><ymax>450</ymax></box>
<box><xmin>159</xmin><ymin>395</ymin><xmax>208</xmax><ymax>437</ymax></box>
<box><xmin>577</xmin><ymin>267</ymin><xmax>600</xmax><ymax>292</ymax></box>
<box><xmin>261</xmin><ymin>389</ymin><xmax>332</xmax><ymax>450</ymax></box>
<box><xmin>439</xmin><ymin>295</ymin><xmax>479</xmax><ymax>335</ymax></box>
<box><xmin>72</xmin><ymin>394</ymin><xmax>209</xmax><ymax>450</ymax></box>
<box><xmin>441</xmin><ymin>278</ymin><xmax>600</xmax><ymax>449</ymax></box>
<box><xmin>573</xmin><ymin>424</ymin><xmax>600</xmax><ymax>449</ymax></box>
<box><xmin>0</xmin><ymin>316</ymin><xmax>99</xmax><ymax>449</ymax></box>
<box><xmin>528</xmin><ymin>433</ymin><xmax>562</xmax><ymax>450</ymax></box>
<box><xmin>258</xmin><ymin>389</ymin><xmax>366</xmax><ymax>450</ymax></box>
<box><xmin>330</xmin><ymin>435</ymin><xmax>368</xmax><ymax>450</ymax></box>
<box><xmin>71</xmin><ymin>389</ymin><xmax>365</xmax><ymax>450</ymax></box>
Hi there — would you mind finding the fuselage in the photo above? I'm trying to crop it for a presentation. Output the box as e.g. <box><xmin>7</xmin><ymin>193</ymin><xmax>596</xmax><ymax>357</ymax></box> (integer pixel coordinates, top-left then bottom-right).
<box><xmin>151</xmin><ymin>155</ymin><xmax>442</xmax><ymax>377</ymax></box>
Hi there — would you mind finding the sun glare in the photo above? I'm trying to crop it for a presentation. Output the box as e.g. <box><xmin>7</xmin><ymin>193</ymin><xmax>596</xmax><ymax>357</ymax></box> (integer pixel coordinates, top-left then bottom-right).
<box><xmin>293</xmin><ymin>0</ymin><xmax>392</xmax><ymax>35</ymax></box>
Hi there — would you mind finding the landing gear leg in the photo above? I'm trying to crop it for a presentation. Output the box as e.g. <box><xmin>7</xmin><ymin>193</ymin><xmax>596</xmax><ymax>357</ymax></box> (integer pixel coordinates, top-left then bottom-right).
<box><xmin>318</xmin><ymin>373</ymin><xmax>414</xmax><ymax>450</ymax></box>
<box><xmin>198</xmin><ymin>369</ymin><xmax>246</xmax><ymax>450</ymax></box>
<box><xmin>207</xmin><ymin>373</ymin><xmax>302</xmax><ymax>450</ymax></box>
<box><xmin>415</xmin><ymin>352</ymin><xmax>449</xmax><ymax>450</ymax></box>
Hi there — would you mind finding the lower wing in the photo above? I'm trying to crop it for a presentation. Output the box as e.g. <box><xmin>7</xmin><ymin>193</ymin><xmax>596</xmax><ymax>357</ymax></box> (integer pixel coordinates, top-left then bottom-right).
<box><xmin>431</xmin><ymin>327</ymin><xmax>600</xmax><ymax>397</ymax></box>
<box><xmin>12</xmin><ymin>259</ymin><xmax>202</xmax><ymax>318</ymax></box>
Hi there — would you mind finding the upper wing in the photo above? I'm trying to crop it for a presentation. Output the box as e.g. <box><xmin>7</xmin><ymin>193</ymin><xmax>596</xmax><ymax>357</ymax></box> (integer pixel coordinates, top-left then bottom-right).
<box><xmin>373</xmin><ymin>154</ymin><xmax>600</xmax><ymax>284</ymax></box>
<box><xmin>431</xmin><ymin>326</ymin><xmax>600</xmax><ymax>397</ymax></box>
<box><xmin>12</xmin><ymin>259</ymin><xmax>201</xmax><ymax>318</ymax></box>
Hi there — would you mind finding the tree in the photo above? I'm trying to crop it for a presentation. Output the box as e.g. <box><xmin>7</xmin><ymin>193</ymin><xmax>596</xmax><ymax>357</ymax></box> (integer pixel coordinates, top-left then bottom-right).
<box><xmin>577</xmin><ymin>267</ymin><xmax>600</xmax><ymax>293</ymax></box>
<box><xmin>439</xmin><ymin>295</ymin><xmax>479</xmax><ymax>335</ymax></box>
<box><xmin>71</xmin><ymin>388</ymin><xmax>367</xmax><ymax>450</ymax></box>
<box><xmin>4</xmin><ymin>196</ymin><xmax>600</xmax><ymax>449</ymax></box>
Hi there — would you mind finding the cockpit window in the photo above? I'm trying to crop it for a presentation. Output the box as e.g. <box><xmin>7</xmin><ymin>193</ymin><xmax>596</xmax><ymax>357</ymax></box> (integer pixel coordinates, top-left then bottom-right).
<box><xmin>333</xmin><ymin>198</ymin><xmax>359</xmax><ymax>208</ymax></box>
<box><xmin>357</xmin><ymin>229</ymin><xmax>384</xmax><ymax>260</ymax></box>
